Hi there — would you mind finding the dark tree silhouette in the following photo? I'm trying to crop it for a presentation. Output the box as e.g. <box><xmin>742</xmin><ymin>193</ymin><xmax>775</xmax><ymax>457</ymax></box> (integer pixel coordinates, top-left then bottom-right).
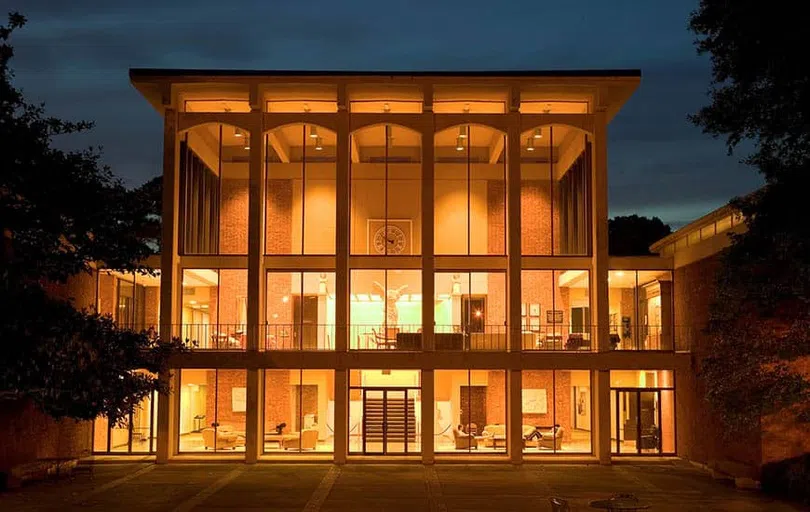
<box><xmin>690</xmin><ymin>0</ymin><xmax>810</xmax><ymax>434</ymax></box>
<box><xmin>0</xmin><ymin>13</ymin><xmax>183</xmax><ymax>423</ymax></box>
<box><xmin>608</xmin><ymin>215</ymin><xmax>671</xmax><ymax>256</ymax></box>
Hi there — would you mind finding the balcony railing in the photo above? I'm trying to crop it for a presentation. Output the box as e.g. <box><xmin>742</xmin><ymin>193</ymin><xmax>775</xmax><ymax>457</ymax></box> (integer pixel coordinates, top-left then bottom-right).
<box><xmin>174</xmin><ymin>324</ymin><xmax>247</xmax><ymax>350</ymax></box>
<box><xmin>169</xmin><ymin>323</ymin><xmax>694</xmax><ymax>352</ymax></box>
<box><xmin>263</xmin><ymin>324</ymin><xmax>335</xmax><ymax>351</ymax></box>
<box><xmin>521</xmin><ymin>325</ymin><xmax>595</xmax><ymax>351</ymax></box>
<box><xmin>350</xmin><ymin>324</ymin><xmax>422</xmax><ymax>350</ymax></box>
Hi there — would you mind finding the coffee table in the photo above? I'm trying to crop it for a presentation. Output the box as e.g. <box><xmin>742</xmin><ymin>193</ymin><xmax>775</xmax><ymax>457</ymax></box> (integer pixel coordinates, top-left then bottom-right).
<box><xmin>264</xmin><ymin>433</ymin><xmax>284</xmax><ymax>448</ymax></box>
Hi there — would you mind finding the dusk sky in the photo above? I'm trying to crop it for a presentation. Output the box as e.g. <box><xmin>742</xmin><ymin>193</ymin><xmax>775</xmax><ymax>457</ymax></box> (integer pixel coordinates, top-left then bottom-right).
<box><xmin>11</xmin><ymin>0</ymin><xmax>762</xmax><ymax>227</ymax></box>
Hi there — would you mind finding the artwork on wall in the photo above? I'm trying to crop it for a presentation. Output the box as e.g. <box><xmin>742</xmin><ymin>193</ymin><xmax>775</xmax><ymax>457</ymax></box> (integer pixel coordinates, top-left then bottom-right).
<box><xmin>522</xmin><ymin>303</ymin><xmax>542</xmax><ymax>331</ymax></box>
<box><xmin>232</xmin><ymin>387</ymin><xmax>247</xmax><ymax>413</ymax></box>
<box><xmin>546</xmin><ymin>310</ymin><xmax>564</xmax><ymax>324</ymax></box>
<box><xmin>529</xmin><ymin>304</ymin><xmax>540</xmax><ymax>316</ymax></box>
<box><xmin>522</xmin><ymin>388</ymin><xmax>547</xmax><ymax>414</ymax></box>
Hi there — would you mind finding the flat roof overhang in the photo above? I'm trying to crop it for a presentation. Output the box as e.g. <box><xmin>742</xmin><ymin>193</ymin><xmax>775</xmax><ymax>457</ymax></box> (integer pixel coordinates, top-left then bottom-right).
<box><xmin>129</xmin><ymin>68</ymin><xmax>641</xmax><ymax>120</ymax></box>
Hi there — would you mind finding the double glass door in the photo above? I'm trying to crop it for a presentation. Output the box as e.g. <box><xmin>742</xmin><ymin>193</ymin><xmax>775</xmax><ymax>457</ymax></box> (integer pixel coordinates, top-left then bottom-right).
<box><xmin>612</xmin><ymin>389</ymin><xmax>663</xmax><ymax>454</ymax></box>
<box><xmin>361</xmin><ymin>388</ymin><xmax>418</xmax><ymax>455</ymax></box>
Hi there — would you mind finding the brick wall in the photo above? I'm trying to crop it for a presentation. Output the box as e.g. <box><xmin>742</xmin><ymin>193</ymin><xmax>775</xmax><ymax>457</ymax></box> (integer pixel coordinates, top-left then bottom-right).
<box><xmin>521</xmin><ymin>180</ymin><xmax>560</xmax><ymax>255</ymax></box>
<box><xmin>264</xmin><ymin>371</ymin><xmax>292</xmax><ymax>434</ymax></box>
<box><xmin>98</xmin><ymin>273</ymin><xmax>117</xmax><ymax>317</ymax></box>
<box><xmin>219</xmin><ymin>178</ymin><xmax>248</xmax><ymax>254</ymax></box>
<box><xmin>206</xmin><ymin>370</ymin><xmax>246</xmax><ymax>431</ymax></box>
<box><xmin>41</xmin><ymin>272</ymin><xmax>98</xmax><ymax>311</ymax></box>
<box><xmin>487</xmin><ymin>180</ymin><xmax>505</xmax><ymax>255</ymax></box>
<box><xmin>266</xmin><ymin>179</ymin><xmax>293</xmax><ymax>254</ymax></box>
<box><xmin>144</xmin><ymin>286</ymin><xmax>160</xmax><ymax>329</ymax></box>
<box><xmin>522</xmin><ymin>370</ymin><xmax>572</xmax><ymax>440</ymax></box>
<box><xmin>485</xmin><ymin>371</ymin><xmax>506</xmax><ymax>425</ymax></box>
<box><xmin>0</xmin><ymin>400</ymin><xmax>91</xmax><ymax>474</ymax></box>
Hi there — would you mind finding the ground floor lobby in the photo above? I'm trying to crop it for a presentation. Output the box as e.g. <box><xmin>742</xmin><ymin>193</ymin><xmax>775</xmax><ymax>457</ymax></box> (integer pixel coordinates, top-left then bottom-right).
<box><xmin>0</xmin><ymin>462</ymin><xmax>799</xmax><ymax>511</ymax></box>
<box><xmin>93</xmin><ymin>369</ymin><xmax>677</xmax><ymax>461</ymax></box>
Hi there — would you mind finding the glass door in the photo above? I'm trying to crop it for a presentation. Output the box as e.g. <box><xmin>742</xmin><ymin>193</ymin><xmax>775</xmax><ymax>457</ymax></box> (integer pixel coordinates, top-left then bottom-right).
<box><xmin>612</xmin><ymin>389</ymin><xmax>662</xmax><ymax>455</ymax></box>
<box><xmin>361</xmin><ymin>388</ymin><xmax>417</xmax><ymax>455</ymax></box>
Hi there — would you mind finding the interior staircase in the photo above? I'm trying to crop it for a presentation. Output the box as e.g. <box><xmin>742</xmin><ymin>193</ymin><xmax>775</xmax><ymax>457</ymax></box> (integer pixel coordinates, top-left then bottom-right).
<box><xmin>364</xmin><ymin>395</ymin><xmax>417</xmax><ymax>445</ymax></box>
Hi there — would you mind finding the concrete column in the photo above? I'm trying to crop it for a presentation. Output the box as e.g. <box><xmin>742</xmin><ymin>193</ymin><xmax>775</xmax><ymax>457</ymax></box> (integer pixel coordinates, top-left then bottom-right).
<box><xmin>156</xmin><ymin>370</ymin><xmax>178</xmax><ymax>463</ymax></box>
<box><xmin>157</xmin><ymin>107</ymin><xmax>179</xmax><ymax>464</ymax></box>
<box><xmin>421</xmin><ymin>369</ymin><xmax>435</xmax><ymax>464</ymax></box>
<box><xmin>595</xmin><ymin>369</ymin><xmax>611</xmax><ymax>464</ymax></box>
<box><xmin>421</xmin><ymin>111</ymin><xmax>435</xmax><ymax>351</ymax></box>
<box><xmin>335</xmin><ymin>85</ymin><xmax>349</xmax><ymax>352</ymax></box>
<box><xmin>333</xmin><ymin>368</ymin><xmax>349</xmax><ymax>464</ymax></box>
<box><xmin>506</xmin><ymin>109</ymin><xmax>522</xmax><ymax>353</ymax></box>
<box><xmin>591</xmin><ymin>109</ymin><xmax>609</xmax><ymax>352</ymax></box>
<box><xmin>246</xmin><ymin>107</ymin><xmax>264</xmax><ymax>352</ymax></box>
<box><xmin>244</xmin><ymin>368</ymin><xmax>261</xmax><ymax>463</ymax></box>
<box><xmin>508</xmin><ymin>369</ymin><xmax>523</xmax><ymax>464</ymax></box>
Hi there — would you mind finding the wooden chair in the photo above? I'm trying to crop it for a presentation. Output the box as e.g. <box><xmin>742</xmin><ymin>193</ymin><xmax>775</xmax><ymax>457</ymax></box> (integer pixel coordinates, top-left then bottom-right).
<box><xmin>549</xmin><ymin>497</ymin><xmax>571</xmax><ymax>512</ymax></box>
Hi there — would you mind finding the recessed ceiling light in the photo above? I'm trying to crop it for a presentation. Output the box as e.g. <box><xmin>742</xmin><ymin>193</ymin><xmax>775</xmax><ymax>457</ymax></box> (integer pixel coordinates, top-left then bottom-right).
<box><xmin>526</xmin><ymin>137</ymin><xmax>535</xmax><ymax>152</ymax></box>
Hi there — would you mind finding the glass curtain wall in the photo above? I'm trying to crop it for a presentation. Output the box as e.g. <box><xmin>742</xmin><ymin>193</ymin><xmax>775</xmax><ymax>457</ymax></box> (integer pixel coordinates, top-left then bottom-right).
<box><xmin>350</xmin><ymin>124</ymin><xmax>421</xmax><ymax>255</ymax></box>
<box><xmin>181</xmin><ymin>269</ymin><xmax>247</xmax><ymax>349</ymax></box>
<box><xmin>434</xmin><ymin>125</ymin><xmax>506</xmax><ymax>255</ymax></box>
<box><xmin>265</xmin><ymin>124</ymin><xmax>336</xmax><ymax>255</ymax></box>
<box><xmin>263</xmin><ymin>370</ymin><xmax>335</xmax><ymax>453</ymax></box>
<box><xmin>610</xmin><ymin>370</ymin><xmax>675</xmax><ymax>455</ymax></box>
<box><xmin>521</xmin><ymin>270</ymin><xmax>591</xmax><ymax>350</ymax></box>
<box><xmin>434</xmin><ymin>272</ymin><xmax>506</xmax><ymax>350</ymax></box>
<box><xmin>435</xmin><ymin>370</ymin><xmax>507</xmax><ymax>453</ymax></box>
<box><xmin>522</xmin><ymin>370</ymin><xmax>592</xmax><ymax>453</ymax></box>
<box><xmin>93</xmin><ymin>388</ymin><xmax>157</xmax><ymax>454</ymax></box>
<box><xmin>349</xmin><ymin>270</ymin><xmax>422</xmax><ymax>350</ymax></box>
<box><xmin>265</xmin><ymin>272</ymin><xmax>336</xmax><ymax>350</ymax></box>
<box><xmin>97</xmin><ymin>271</ymin><xmax>161</xmax><ymax>333</ymax></box>
<box><xmin>349</xmin><ymin>370</ymin><xmax>421</xmax><ymax>455</ymax></box>
<box><xmin>608</xmin><ymin>271</ymin><xmax>673</xmax><ymax>350</ymax></box>
<box><xmin>520</xmin><ymin>126</ymin><xmax>591</xmax><ymax>255</ymax></box>
<box><xmin>178</xmin><ymin>369</ymin><xmax>247</xmax><ymax>453</ymax></box>
<box><xmin>180</xmin><ymin>124</ymin><xmax>249</xmax><ymax>255</ymax></box>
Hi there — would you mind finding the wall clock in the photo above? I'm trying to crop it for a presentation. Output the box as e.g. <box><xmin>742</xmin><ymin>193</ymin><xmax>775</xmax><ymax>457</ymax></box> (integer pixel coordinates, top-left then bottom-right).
<box><xmin>373</xmin><ymin>225</ymin><xmax>407</xmax><ymax>254</ymax></box>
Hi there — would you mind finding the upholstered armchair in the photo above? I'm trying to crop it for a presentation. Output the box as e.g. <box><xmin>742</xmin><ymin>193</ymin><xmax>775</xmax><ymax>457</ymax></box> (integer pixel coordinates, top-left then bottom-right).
<box><xmin>538</xmin><ymin>425</ymin><xmax>564</xmax><ymax>450</ymax></box>
<box><xmin>452</xmin><ymin>427</ymin><xmax>478</xmax><ymax>449</ymax></box>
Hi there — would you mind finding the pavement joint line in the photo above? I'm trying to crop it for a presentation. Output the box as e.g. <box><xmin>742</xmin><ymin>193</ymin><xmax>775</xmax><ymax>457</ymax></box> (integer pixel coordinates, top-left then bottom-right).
<box><xmin>424</xmin><ymin>466</ymin><xmax>448</xmax><ymax>512</ymax></box>
<box><xmin>71</xmin><ymin>463</ymin><xmax>155</xmax><ymax>505</ymax></box>
<box><xmin>302</xmin><ymin>464</ymin><xmax>340</xmax><ymax>512</ymax></box>
<box><xmin>171</xmin><ymin>466</ymin><xmax>245</xmax><ymax>512</ymax></box>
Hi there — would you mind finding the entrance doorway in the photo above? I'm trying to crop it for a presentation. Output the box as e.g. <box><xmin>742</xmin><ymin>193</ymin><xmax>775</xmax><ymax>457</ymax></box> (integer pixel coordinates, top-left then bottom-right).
<box><xmin>612</xmin><ymin>389</ymin><xmax>664</xmax><ymax>454</ymax></box>
<box><xmin>361</xmin><ymin>388</ymin><xmax>418</xmax><ymax>454</ymax></box>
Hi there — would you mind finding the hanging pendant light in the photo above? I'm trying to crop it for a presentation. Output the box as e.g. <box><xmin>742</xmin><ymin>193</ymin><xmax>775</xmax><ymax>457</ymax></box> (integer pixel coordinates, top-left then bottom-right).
<box><xmin>234</xmin><ymin>127</ymin><xmax>244</xmax><ymax>138</ymax></box>
<box><xmin>458</xmin><ymin>126</ymin><xmax>467</xmax><ymax>139</ymax></box>
<box><xmin>455</xmin><ymin>136</ymin><xmax>465</xmax><ymax>151</ymax></box>
<box><xmin>526</xmin><ymin>137</ymin><xmax>535</xmax><ymax>152</ymax></box>
<box><xmin>533</xmin><ymin>128</ymin><xmax>543</xmax><ymax>139</ymax></box>
<box><xmin>309</xmin><ymin>126</ymin><xmax>319</xmax><ymax>139</ymax></box>
<box><xmin>314</xmin><ymin>136</ymin><xmax>323</xmax><ymax>151</ymax></box>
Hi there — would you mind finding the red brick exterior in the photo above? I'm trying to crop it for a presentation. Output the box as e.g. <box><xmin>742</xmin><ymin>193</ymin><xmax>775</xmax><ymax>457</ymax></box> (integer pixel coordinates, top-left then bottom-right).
<box><xmin>219</xmin><ymin>179</ymin><xmax>249</xmax><ymax>254</ymax></box>
<box><xmin>265</xmin><ymin>179</ymin><xmax>293</xmax><ymax>254</ymax></box>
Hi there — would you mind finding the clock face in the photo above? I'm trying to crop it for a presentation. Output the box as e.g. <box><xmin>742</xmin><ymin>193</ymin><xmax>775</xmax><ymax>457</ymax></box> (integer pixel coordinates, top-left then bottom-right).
<box><xmin>373</xmin><ymin>225</ymin><xmax>407</xmax><ymax>254</ymax></box>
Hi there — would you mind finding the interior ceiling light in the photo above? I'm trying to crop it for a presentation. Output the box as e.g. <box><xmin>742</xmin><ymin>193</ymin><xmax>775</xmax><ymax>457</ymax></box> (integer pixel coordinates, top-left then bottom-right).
<box><xmin>458</xmin><ymin>126</ymin><xmax>467</xmax><ymax>139</ymax></box>
<box><xmin>526</xmin><ymin>137</ymin><xmax>535</xmax><ymax>152</ymax></box>
<box><xmin>383</xmin><ymin>103</ymin><xmax>391</xmax><ymax>112</ymax></box>
<box><xmin>463</xmin><ymin>103</ymin><xmax>470</xmax><ymax>113</ymax></box>
<box><xmin>455</xmin><ymin>136</ymin><xmax>465</xmax><ymax>151</ymax></box>
<box><xmin>315</xmin><ymin>136</ymin><xmax>324</xmax><ymax>151</ymax></box>
<box><xmin>533</xmin><ymin>128</ymin><xmax>542</xmax><ymax>139</ymax></box>
<box><xmin>309</xmin><ymin>126</ymin><xmax>319</xmax><ymax>138</ymax></box>
<box><xmin>234</xmin><ymin>127</ymin><xmax>244</xmax><ymax>138</ymax></box>
<box><xmin>244</xmin><ymin>138</ymin><xmax>250</xmax><ymax>150</ymax></box>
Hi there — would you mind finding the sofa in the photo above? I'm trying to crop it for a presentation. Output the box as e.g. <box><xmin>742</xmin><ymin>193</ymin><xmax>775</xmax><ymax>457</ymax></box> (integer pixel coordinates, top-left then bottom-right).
<box><xmin>281</xmin><ymin>428</ymin><xmax>319</xmax><ymax>450</ymax></box>
<box><xmin>201</xmin><ymin>425</ymin><xmax>245</xmax><ymax>450</ymax></box>
<box><xmin>452</xmin><ymin>426</ymin><xmax>478</xmax><ymax>449</ymax></box>
<box><xmin>537</xmin><ymin>425</ymin><xmax>565</xmax><ymax>450</ymax></box>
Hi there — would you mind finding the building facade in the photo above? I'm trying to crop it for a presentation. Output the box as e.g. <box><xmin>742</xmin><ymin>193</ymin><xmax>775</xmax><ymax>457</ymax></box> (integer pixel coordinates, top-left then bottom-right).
<box><xmin>93</xmin><ymin>69</ymin><xmax>693</xmax><ymax>464</ymax></box>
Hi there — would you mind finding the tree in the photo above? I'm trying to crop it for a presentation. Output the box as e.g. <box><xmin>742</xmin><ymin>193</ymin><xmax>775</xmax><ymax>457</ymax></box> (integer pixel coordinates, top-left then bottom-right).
<box><xmin>0</xmin><ymin>13</ymin><xmax>183</xmax><ymax>423</ymax></box>
<box><xmin>690</xmin><ymin>1</ymin><xmax>810</xmax><ymax>433</ymax></box>
<box><xmin>608</xmin><ymin>215</ymin><xmax>671</xmax><ymax>256</ymax></box>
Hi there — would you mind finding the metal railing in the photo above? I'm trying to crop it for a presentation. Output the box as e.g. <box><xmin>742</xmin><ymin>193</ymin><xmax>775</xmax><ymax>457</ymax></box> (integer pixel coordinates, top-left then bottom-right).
<box><xmin>173</xmin><ymin>324</ymin><xmax>247</xmax><ymax>350</ymax></box>
<box><xmin>263</xmin><ymin>324</ymin><xmax>335</xmax><ymax>351</ymax></box>
<box><xmin>433</xmin><ymin>325</ymin><xmax>508</xmax><ymax>351</ymax></box>
<box><xmin>169</xmin><ymin>323</ymin><xmax>694</xmax><ymax>352</ymax></box>
<box><xmin>521</xmin><ymin>325</ymin><xmax>595</xmax><ymax>351</ymax></box>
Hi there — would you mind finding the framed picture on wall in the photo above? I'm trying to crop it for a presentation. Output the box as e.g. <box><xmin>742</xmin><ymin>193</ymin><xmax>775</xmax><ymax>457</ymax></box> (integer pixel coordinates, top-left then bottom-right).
<box><xmin>522</xmin><ymin>388</ymin><xmax>547</xmax><ymax>414</ymax></box>
<box><xmin>232</xmin><ymin>387</ymin><xmax>247</xmax><ymax>413</ymax></box>
<box><xmin>529</xmin><ymin>303</ymin><xmax>540</xmax><ymax>316</ymax></box>
<box><xmin>367</xmin><ymin>219</ymin><xmax>412</xmax><ymax>255</ymax></box>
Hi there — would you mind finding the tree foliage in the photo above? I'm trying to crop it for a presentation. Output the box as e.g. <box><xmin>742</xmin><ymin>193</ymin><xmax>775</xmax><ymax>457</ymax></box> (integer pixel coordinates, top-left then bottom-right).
<box><xmin>0</xmin><ymin>13</ymin><xmax>182</xmax><ymax>423</ymax></box>
<box><xmin>608</xmin><ymin>215</ymin><xmax>671</xmax><ymax>256</ymax></box>
<box><xmin>690</xmin><ymin>1</ymin><xmax>810</xmax><ymax>432</ymax></box>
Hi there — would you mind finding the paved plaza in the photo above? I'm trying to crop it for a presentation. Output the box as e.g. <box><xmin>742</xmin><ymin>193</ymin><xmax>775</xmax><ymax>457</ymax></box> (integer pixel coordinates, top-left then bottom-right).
<box><xmin>0</xmin><ymin>461</ymin><xmax>803</xmax><ymax>511</ymax></box>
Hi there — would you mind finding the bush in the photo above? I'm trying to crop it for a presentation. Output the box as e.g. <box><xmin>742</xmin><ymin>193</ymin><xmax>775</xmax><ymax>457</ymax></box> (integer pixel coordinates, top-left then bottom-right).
<box><xmin>761</xmin><ymin>453</ymin><xmax>810</xmax><ymax>505</ymax></box>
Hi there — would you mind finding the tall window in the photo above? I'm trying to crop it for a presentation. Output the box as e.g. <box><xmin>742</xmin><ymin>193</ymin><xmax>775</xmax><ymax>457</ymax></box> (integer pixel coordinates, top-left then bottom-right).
<box><xmin>350</xmin><ymin>125</ymin><xmax>422</xmax><ymax>255</ymax></box>
<box><xmin>181</xmin><ymin>269</ymin><xmax>247</xmax><ymax>349</ymax></box>
<box><xmin>522</xmin><ymin>370</ymin><xmax>592</xmax><ymax>454</ymax></box>
<box><xmin>180</xmin><ymin>124</ymin><xmax>249</xmax><ymax>255</ymax></box>
<box><xmin>521</xmin><ymin>270</ymin><xmax>591</xmax><ymax>351</ymax></box>
<box><xmin>520</xmin><ymin>126</ymin><xmax>591</xmax><ymax>255</ymax></box>
<box><xmin>434</xmin><ymin>125</ymin><xmax>506</xmax><ymax>255</ymax></box>
<box><xmin>434</xmin><ymin>272</ymin><xmax>506</xmax><ymax>350</ymax></box>
<box><xmin>608</xmin><ymin>270</ymin><xmax>673</xmax><ymax>350</ymax></box>
<box><xmin>610</xmin><ymin>370</ymin><xmax>675</xmax><ymax>455</ymax></box>
<box><xmin>264</xmin><ymin>370</ymin><xmax>334</xmax><ymax>453</ymax></box>
<box><xmin>178</xmin><ymin>369</ymin><xmax>247</xmax><ymax>453</ymax></box>
<box><xmin>265</xmin><ymin>124</ymin><xmax>336</xmax><ymax>255</ymax></box>
<box><xmin>349</xmin><ymin>270</ymin><xmax>421</xmax><ymax>350</ymax></box>
<box><xmin>265</xmin><ymin>272</ymin><xmax>336</xmax><ymax>350</ymax></box>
